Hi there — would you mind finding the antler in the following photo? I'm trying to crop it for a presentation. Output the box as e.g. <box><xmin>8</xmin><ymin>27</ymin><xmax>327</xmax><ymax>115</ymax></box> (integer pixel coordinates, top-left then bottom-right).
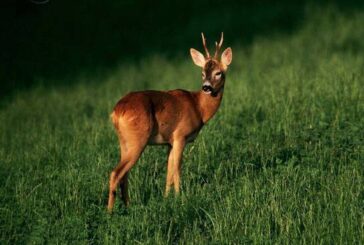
<box><xmin>214</xmin><ymin>32</ymin><xmax>224</xmax><ymax>58</ymax></box>
<box><xmin>201</xmin><ymin>33</ymin><xmax>211</xmax><ymax>58</ymax></box>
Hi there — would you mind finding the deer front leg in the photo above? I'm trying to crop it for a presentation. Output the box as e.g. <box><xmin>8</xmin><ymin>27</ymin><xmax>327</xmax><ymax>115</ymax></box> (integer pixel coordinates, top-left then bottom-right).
<box><xmin>172</xmin><ymin>139</ymin><xmax>185</xmax><ymax>194</ymax></box>
<box><xmin>165</xmin><ymin>147</ymin><xmax>174</xmax><ymax>197</ymax></box>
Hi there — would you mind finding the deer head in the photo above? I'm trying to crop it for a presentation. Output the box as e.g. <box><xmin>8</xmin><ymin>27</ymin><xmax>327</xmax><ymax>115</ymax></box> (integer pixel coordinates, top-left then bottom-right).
<box><xmin>190</xmin><ymin>32</ymin><xmax>232</xmax><ymax>96</ymax></box>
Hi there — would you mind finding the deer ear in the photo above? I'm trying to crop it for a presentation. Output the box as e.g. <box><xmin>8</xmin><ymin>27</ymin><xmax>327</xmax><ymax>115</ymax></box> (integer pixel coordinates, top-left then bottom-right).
<box><xmin>190</xmin><ymin>48</ymin><xmax>206</xmax><ymax>67</ymax></box>
<box><xmin>221</xmin><ymin>47</ymin><xmax>232</xmax><ymax>67</ymax></box>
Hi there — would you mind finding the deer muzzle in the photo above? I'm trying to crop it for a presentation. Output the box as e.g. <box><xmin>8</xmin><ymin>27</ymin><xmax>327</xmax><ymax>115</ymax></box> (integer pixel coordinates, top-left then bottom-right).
<box><xmin>202</xmin><ymin>81</ymin><xmax>213</xmax><ymax>94</ymax></box>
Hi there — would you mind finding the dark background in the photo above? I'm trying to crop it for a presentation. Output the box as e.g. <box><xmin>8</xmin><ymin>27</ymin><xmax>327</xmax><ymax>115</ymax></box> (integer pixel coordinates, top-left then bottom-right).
<box><xmin>1</xmin><ymin>0</ymin><xmax>362</xmax><ymax>101</ymax></box>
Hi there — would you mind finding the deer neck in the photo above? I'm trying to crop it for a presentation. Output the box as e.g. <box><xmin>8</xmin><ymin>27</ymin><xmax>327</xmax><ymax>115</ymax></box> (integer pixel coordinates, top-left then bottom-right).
<box><xmin>195</xmin><ymin>86</ymin><xmax>224</xmax><ymax>123</ymax></box>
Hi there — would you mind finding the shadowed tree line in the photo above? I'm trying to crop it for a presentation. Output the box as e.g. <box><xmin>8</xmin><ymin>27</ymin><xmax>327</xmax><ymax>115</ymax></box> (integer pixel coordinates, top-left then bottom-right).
<box><xmin>0</xmin><ymin>0</ymin><xmax>362</xmax><ymax>100</ymax></box>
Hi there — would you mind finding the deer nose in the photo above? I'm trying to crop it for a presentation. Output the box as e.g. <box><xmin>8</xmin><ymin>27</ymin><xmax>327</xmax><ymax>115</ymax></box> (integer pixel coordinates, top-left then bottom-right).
<box><xmin>202</xmin><ymin>81</ymin><xmax>213</xmax><ymax>93</ymax></box>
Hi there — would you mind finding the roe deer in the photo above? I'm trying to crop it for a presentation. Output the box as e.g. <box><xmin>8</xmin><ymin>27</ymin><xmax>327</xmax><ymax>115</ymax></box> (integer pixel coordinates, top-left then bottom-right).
<box><xmin>108</xmin><ymin>33</ymin><xmax>232</xmax><ymax>212</ymax></box>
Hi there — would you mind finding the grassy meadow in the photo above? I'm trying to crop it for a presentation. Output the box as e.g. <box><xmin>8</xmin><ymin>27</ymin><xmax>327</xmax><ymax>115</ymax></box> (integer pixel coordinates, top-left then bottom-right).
<box><xmin>1</xmin><ymin>2</ymin><xmax>363</xmax><ymax>244</ymax></box>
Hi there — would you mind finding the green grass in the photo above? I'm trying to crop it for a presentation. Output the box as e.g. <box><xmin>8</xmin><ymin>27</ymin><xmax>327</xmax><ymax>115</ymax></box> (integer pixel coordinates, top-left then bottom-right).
<box><xmin>1</xmin><ymin>5</ymin><xmax>363</xmax><ymax>244</ymax></box>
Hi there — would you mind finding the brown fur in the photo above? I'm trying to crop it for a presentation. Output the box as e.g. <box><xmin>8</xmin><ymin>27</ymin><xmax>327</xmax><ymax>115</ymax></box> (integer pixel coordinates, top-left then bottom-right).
<box><xmin>107</xmin><ymin>33</ymin><xmax>232</xmax><ymax>212</ymax></box>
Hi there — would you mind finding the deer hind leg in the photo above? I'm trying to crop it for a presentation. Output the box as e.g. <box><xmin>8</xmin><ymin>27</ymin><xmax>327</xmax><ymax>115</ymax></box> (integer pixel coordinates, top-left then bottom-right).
<box><xmin>119</xmin><ymin>172</ymin><xmax>129</xmax><ymax>206</ymax></box>
<box><xmin>108</xmin><ymin>126</ymin><xmax>150</xmax><ymax>212</ymax></box>
<box><xmin>108</xmin><ymin>144</ymin><xmax>145</xmax><ymax>212</ymax></box>
<box><xmin>118</xmin><ymin>134</ymin><xmax>129</xmax><ymax>206</ymax></box>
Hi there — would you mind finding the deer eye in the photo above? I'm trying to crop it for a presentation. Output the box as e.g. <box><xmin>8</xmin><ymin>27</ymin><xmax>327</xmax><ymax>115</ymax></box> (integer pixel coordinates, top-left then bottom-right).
<box><xmin>215</xmin><ymin>72</ymin><xmax>222</xmax><ymax>79</ymax></box>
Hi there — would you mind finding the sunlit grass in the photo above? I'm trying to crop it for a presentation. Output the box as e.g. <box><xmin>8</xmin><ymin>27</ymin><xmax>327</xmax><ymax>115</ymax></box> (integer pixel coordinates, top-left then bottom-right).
<box><xmin>0</xmin><ymin>6</ymin><xmax>363</xmax><ymax>244</ymax></box>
